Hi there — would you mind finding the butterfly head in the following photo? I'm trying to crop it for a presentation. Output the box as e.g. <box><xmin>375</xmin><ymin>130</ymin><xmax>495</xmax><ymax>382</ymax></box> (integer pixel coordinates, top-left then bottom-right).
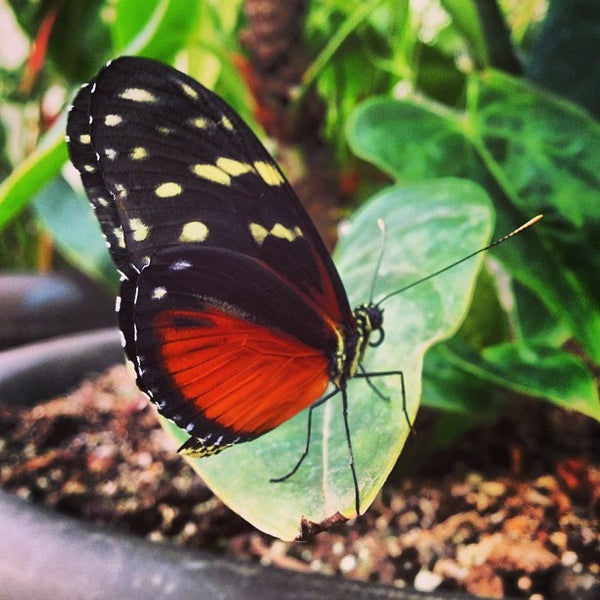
<box><xmin>337</xmin><ymin>303</ymin><xmax>385</xmax><ymax>384</ymax></box>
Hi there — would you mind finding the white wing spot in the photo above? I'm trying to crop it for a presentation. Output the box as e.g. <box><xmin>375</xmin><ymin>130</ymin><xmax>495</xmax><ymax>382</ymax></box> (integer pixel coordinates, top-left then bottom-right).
<box><xmin>130</xmin><ymin>146</ymin><xmax>148</xmax><ymax>160</ymax></box>
<box><xmin>79</xmin><ymin>134</ymin><xmax>91</xmax><ymax>144</ymax></box>
<box><xmin>254</xmin><ymin>161</ymin><xmax>285</xmax><ymax>186</ymax></box>
<box><xmin>152</xmin><ymin>286</ymin><xmax>167</xmax><ymax>300</ymax></box>
<box><xmin>155</xmin><ymin>182</ymin><xmax>182</xmax><ymax>198</ymax></box>
<box><xmin>129</xmin><ymin>218</ymin><xmax>149</xmax><ymax>242</ymax></box>
<box><xmin>105</xmin><ymin>114</ymin><xmax>123</xmax><ymax>126</ymax></box>
<box><xmin>191</xmin><ymin>163</ymin><xmax>231</xmax><ymax>186</ymax></box>
<box><xmin>95</xmin><ymin>196</ymin><xmax>109</xmax><ymax>207</ymax></box>
<box><xmin>104</xmin><ymin>148</ymin><xmax>117</xmax><ymax>160</ymax></box>
<box><xmin>120</xmin><ymin>87</ymin><xmax>157</xmax><ymax>103</ymax></box>
<box><xmin>180</xmin><ymin>221</ymin><xmax>209</xmax><ymax>243</ymax></box>
<box><xmin>170</xmin><ymin>259</ymin><xmax>192</xmax><ymax>270</ymax></box>
<box><xmin>115</xmin><ymin>295</ymin><xmax>121</xmax><ymax>312</ymax></box>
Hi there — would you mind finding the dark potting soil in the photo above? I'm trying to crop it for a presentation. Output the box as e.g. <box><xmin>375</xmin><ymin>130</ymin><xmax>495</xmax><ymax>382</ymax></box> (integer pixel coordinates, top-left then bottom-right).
<box><xmin>0</xmin><ymin>365</ymin><xmax>598</xmax><ymax>599</ymax></box>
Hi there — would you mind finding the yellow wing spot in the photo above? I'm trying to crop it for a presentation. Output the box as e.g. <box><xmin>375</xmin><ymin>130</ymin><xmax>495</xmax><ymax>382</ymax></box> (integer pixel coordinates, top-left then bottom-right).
<box><xmin>249</xmin><ymin>223</ymin><xmax>269</xmax><ymax>246</ymax></box>
<box><xmin>248</xmin><ymin>223</ymin><xmax>303</xmax><ymax>246</ymax></box>
<box><xmin>96</xmin><ymin>196</ymin><xmax>109</xmax><ymax>207</ymax></box>
<box><xmin>155</xmin><ymin>182</ymin><xmax>183</xmax><ymax>198</ymax></box>
<box><xmin>216</xmin><ymin>157</ymin><xmax>252</xmax><ymax>177</ymax></box>
<box><xmin>191</xmin><ymin>164</ymin><xmax>231</xmax><ymax>186</ymax></box>
<box><xmin>79</xmin><ymin>134</ymin><xmax>91</xmax><ymax>144</ymax></box>
<box><xmin>156</xmin><ymin>125</ymin><xmax>172</xmax><ymax>135</ymax></box>
<box><xmin>120</xmin><ymin>87</ymin><xmax>157</xmax><ymax>103</ymax></box>
<box><xmin>105</xmin><ymin>114</ymin><xmax>122</xmax><ymax>126</ymax></box>
<box><xmin>180</xmin><ymin>221</ymin><xmax>209</xmax><ymax>243</ymax></box>
<box><xmin>271</xmin><ymin>223</ymin><xmax>303</xmax><ymax>242</ymax></box>
<box><xmin>83</xmin><ymin>164</ymin><xmax>96</xmax><ymax>173</ymax></box>
<box><xmin>220</xmin><ymin>115</ymin><xmax>234</xmax><ymax>131</ymax></box>
<box><xmin>254</xmin><ymin>161</ymin><xmax>284</xmax><ymax>186</ymax></box>
<box><xmin>129</xmin><ymin>218</ymin><xmax>149</xmax><ymax>242</ymax></box>
<box><xmin>130</xmin><ymin>146</ymin><xmax>148</xmax><ymax>160</ymax></box>
<box><xmin>180</xmin><ymin>82</ymin><xmax>198</xmax><ymax>99</ymax></box>
<box><xmin>189</xmin><ymin>117</ymin><xmax>209</xmax><ymax>129</ymax></box>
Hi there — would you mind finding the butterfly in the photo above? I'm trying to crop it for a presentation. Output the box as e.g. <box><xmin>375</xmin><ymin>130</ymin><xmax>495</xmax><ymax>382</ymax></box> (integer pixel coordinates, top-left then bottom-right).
<box><xmin>66</xmin><ymin>56</ymin><xmax>389</xmax><ymax>515</ymax></box>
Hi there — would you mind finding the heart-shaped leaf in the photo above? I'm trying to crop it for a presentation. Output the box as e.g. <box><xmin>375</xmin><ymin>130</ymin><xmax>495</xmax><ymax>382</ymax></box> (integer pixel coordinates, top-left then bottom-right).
<box><xmin>160</xmin><ymin>178</ymin><xmax>492</xmax><ymax>540</ymax></box>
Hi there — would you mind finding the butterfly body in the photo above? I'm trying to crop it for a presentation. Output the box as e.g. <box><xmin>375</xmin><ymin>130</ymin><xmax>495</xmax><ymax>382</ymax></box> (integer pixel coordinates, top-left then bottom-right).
<box><xmin>66</xmin><ymin>57</ymin><xmax>383</xmax><ymax>475</ymax></box>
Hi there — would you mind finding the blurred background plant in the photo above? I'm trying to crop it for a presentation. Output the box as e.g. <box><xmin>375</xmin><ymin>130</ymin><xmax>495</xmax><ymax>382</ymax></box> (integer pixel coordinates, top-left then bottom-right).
<box><xmin>0</xmin><ymin>0</ymin><xmax>597</xmax><ymax>453</ymax></box>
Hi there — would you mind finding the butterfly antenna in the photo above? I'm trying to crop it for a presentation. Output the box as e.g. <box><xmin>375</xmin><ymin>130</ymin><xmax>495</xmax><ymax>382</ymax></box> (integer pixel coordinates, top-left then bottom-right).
<box><xmin>377</xmin><ymin>214</ymin><xmax>543</xmax><ymax>306</ymax></box>
<box><xmin>368</xmin><ymin>218</ymin><xmax>387</xmax><ymax>304</ymax></box>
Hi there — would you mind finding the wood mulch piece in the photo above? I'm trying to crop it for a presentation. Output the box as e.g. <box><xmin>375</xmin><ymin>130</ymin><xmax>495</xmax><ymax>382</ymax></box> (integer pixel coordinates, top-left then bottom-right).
<box><xmin>0</xmin><ymin>365</ymin><xmax>598</xmax><ymax>599</ymax></box>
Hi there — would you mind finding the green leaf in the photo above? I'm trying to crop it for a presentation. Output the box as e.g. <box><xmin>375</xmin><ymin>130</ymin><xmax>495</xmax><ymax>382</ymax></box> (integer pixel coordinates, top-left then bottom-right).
<box><xmin>160</xmin><ymin>179</ymin><xmax>493</xmax><ymax>540</ymax></box>
<box><xmin>421</xmin><ymin>343</ymin><xmax>503</xmax><ymax>417</ymax></box>
<box><xmin>348</xmin><ymin>72</ymin><xmax>600</xmax><ymax>362</ymax></box>
<box><xmin>347</xmin><ymin>97</ymin><xmax>469</xmax><ymax>182</ymax></box>
<box><xmin>469</xmin><ymin>71</ymin><xmax>600</xmax><ymax>362</ymax></box>
<box><xmin>450</xmin><ymin>341</ymin><xmax>600</xmax><ymax>422</ymax></box>
<box><xmin>31</xmin><ymin>177</ymin><xmax>118</xmax><ymax>289</ymax></box>
<box><xmin>113</xmin><ymin>0</ymin><xmax>201</xmax><ymax>61</ymax></box>
<box><xmin>0</xmin><ymin>115</ymin><xmax>68</xmax><ymax>229</ymax></box>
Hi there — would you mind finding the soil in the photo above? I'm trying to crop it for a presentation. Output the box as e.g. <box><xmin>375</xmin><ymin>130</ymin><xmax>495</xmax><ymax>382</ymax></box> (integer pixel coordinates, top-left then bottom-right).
<box><xmin>0</xmin><ymin>364</ymin><xmax>598</xmax><ymax>599</ymax></box>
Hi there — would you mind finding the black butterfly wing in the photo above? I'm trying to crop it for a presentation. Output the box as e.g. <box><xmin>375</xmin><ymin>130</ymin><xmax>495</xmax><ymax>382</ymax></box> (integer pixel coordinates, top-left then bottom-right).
<box><xmin>66</xmin><ymin>57</ymin><xmax>356</xmax><ymax>454</ymax></box>
<box><xmin>66</xmin><ymin>56</ymin><xmax>352</xmax><ymax>327</ymax></box>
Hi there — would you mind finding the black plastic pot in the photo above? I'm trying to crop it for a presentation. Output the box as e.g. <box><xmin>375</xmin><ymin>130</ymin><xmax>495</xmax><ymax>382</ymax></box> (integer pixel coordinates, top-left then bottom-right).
<box><xmin>0</xmin><ymin>272</ymin><xmax>116</xmax><ymax>350</ymax></box>
<box><xmin>0</xmin><ymin>330</ymin><xmax>480</xmax><ymax>600</ymax></box>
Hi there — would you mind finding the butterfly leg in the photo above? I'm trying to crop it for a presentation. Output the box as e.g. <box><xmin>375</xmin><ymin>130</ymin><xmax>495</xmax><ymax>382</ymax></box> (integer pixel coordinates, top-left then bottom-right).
<box><xmin>341</xmin><ymin>386</ymin><xmax>361</xmax><ymax>516</ymax></box>
<box><xmin>270</xmin><ymin>388</ymin><xmax>338</xmax><ymax>483</ymax></box>
<box><xmin>358</xmin><ymin>363</ymin><xmax>391</xmax><ymax>401</ymax></box>
<box><xmin>270</xmin><ymin>386</ymin><xmax>361</xmax><ymax>516</ymax></box>
<box><xmin>355</xmin><ymin>368</ymin><xmax>414</xmax><ymax>435</ymax></box>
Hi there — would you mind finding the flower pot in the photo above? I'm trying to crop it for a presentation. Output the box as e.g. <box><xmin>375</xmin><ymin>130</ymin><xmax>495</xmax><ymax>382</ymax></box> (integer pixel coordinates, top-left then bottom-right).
<box><xmin>0</xmin><ymin>272</ymin><xmax>116</xmax><ymax>350</ymax></box>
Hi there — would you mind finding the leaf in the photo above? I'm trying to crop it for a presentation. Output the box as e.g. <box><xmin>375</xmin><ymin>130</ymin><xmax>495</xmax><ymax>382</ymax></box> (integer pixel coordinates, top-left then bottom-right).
<box><xmin>160</xmin><ymin>179</ymin><xmax>493</xmax><ymax>540</ymax></box>
<box><xmin>469</xmin><ymin>71</ymin><xmax>600</xmax><ymax>362</ymax></box>
<box><xmin>113</xmin><ymin>0</ymin><xmax>201</xmax><ymax>61</ymax></box>
<box><xmin>348</xmin><ymin>72</ymin><xmax>600</xmax><ymax>362</ymax></box>
<box><xmin>0</xmin><ymin>116</ymin><xmax>67</xmax><ymax>229</ymax></box>
<box><xmin>32</xmin><ymin>177</ymin><xmax>118</xmax><ymax>290</ymax></box>
<box><xmin>448</xmin><ymin>341</ymin><xmax>600</xmax><ymax>422</ymax></box>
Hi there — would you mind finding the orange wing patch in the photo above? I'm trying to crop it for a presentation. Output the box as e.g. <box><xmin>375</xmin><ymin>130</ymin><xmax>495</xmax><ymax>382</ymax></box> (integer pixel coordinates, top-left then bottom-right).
<box><xmin>153</xmin><ymin>308</ymin><xmax>330</xmax><ymax>437</ymax></box>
